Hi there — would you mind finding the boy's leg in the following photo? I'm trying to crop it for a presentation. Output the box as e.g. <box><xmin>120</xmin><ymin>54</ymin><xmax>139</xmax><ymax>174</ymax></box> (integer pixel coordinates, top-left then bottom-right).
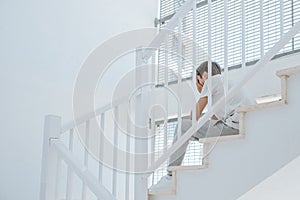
<box><xmin>202</xmin><ymin>120</ymin><xmax>239</xmax><ymax>138</ymax></box>
<box><xmin>168</xmin><ymin>119</ymin><xmax>192</xmax><ymax>169</ymax></box>
<box><xmin>167</xmin><ymin>120</ymin><xmax>238</xmax><ymax>173</ymax></box>
<box><xmin>168</xmin><ymin>119</ymin><xmax>210</xmax><ymax>173</ymax></box>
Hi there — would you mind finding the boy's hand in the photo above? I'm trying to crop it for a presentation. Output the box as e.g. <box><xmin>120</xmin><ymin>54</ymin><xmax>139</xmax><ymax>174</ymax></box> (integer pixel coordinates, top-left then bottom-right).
<box><xmin>196</xmin><ymin>75</ymin><xmax>204</xmax><ymax>93</ymax></box>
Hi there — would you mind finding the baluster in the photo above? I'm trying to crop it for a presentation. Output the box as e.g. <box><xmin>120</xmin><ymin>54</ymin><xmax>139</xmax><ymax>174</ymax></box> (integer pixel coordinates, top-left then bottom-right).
<box><xmin>55</xmin><ymin>157</ymin><xmax>62</xmax><ymax>200</ymax></box>
<box><xmin>97</xmin><ymin>113</ymin><xmax>105</xmax><ymax>200</ymax></box>
<box><xmin>150</xmin><ymin>49</ymin><xmax>157</xmax><ymax>186</ymax></box>
<box><xmin>164</xmin><ymin>39</ymin><xmax>169</xmax><ymax>152</ymax></box>
<box><xmin>192</xmin><ymin>0</ymin><xmax>197</xmax><ymax>126</ymax></box>
<box><xmin>82</xmin><ymin>120</ymin><xmax>90</xmax><ymax>200</ymax></box>
<box><xmin>125</xmin><ymin>108</ymin><xmax>131</xmax><ymax>200</ymax></box>
<box><xmin>66</xmin><ymin>128</ymin><xmax>74</xmax><ymax>200</ymax></box>
<box><xmin>259</xmin><ymin>0</ymin><xmax>264</xmax><ymax>57</ymax></box>
<box><xmin>208</xmin><ymin>0</ymin><xmax>212</xmax><ymax>112</ymax></box>
<box><xmin>241</xmin><ymin>0</ymin><xmax>246</xmax><ymax>71</ymax></box>
<box><xmin>224</xmin><ymin>0</ymin><xmax>229</xmax><ymax>117</ymax></box>
<box><xmin>112</xmin><ymin>107</ymin><xmax>119</xmax><ymax>197</ymax></box>
<box><xmin>98</xmin><ymin>114</ymin><xmax>104</xmax><ymax>182</ymax></box>
<box><xmin>177</xmin><ymin>17</ymin><xmax>183</xmax><ymax>138</ymax></box>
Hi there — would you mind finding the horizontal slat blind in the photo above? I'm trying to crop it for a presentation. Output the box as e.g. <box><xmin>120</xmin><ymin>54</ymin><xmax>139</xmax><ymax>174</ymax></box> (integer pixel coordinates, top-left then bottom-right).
<box><xmin>245</xmin><ymin>0</ymin><xmax>261</xmax><ymax>63</ymax></box>
<box><xmin>158</xmin><ymin>0</ymin><xmax>300</xmax><ymax>84</ymax></box>
<box><xmin>263</xmin><ymin>0</ymin><xmax>281</xmax><ymax>55</ymax></box>
<box><xmin>292</xmin><ymin>0</ymin><xmax>300</xmax><ymax>50</ymax></box>
<box><xmin>227</xmin><ymin>0</ymin><xmax>242</xmax><ymax>66</ymax></box>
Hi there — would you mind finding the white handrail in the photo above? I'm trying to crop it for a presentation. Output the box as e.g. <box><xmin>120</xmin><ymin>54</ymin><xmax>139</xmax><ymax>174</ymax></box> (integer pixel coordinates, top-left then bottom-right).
<box><xmin>52</xmin><ymin>140</ymin><xmax>116</xmax><ymax>200</ymax></box>
<box><xmin>61</xmin><ymin>96</ymin><xmax>126</xmax><ymax>133</ymax></box>
<box><xmin>148</xmin><ymin>19</ymin><xmax>300</xmax><ymax>173</ymax></box>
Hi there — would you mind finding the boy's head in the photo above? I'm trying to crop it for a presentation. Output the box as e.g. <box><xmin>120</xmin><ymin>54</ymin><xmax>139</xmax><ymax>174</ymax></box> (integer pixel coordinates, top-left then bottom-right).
<box><xmin>196</xmin><ymin>61</ymin><xmax>221</xmax><ymax>80</ymax></box>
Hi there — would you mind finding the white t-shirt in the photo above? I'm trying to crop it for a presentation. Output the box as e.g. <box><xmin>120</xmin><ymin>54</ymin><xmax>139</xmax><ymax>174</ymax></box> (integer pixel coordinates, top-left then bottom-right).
<box><xmin>199</xmin><ymin>75</ymin><xmax>249</xmax><ymax>129</ymax></box>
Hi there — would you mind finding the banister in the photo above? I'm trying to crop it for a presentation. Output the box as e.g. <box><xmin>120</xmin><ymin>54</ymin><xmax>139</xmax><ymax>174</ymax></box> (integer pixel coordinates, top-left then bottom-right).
<box><xmin>51</xmin><ymin>140</ymin><xmax>115</xmax><ymax>200</ymax></box>
<box><xmin>60</xmin><ymin>96</ymin><xmax>126</xmax><ymax>133</ymax></box>
<box><xmin>148</xmin><ymin>19</ymin><xmax>300</xmax><ymax>173</ymax></box>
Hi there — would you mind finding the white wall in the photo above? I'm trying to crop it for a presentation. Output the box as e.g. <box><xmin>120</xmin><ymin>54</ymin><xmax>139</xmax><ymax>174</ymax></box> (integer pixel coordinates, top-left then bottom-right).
<box><xmin>238</xmin><ymin>155</ymin><xmax>300</xmax><ymax>200</ymax></box>
<box><xmin>0</xmin><ymin>1</ymin><xmax>157</xmax><ymax>200</ymax></box>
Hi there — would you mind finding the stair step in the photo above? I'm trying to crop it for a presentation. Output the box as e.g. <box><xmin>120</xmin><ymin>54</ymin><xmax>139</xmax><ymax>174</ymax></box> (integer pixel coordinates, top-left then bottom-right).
<box><xmin>255</xmin><ymin>94</ymin><xmax>281</xmax><ymax>104</ymax></box>
<box><xmin>198</xmin><ymin>134</ymin><xmax>245</xmax><ymax>143</ymax></box>
<box><xmin>276</xmin><ymin>65</ymin><xmax>300</xmax><ymax>77</ymax></box>
<box><xmin>167</xmin><ymin>164</ymin><xmax>208</xmax><ymax>171</ymax></box>
<box><xmin>148</xmin><ymin>171</ymin><xmax>177</xmax><ymax>196</ymax></box>
<box><xmin>148</xmin><ymin>189</ymin><xmax>176</xmax><ymax>196</ymax></box>
<box><xmin>236</xmin><ymin>99</ymin><xmax>286</xmax><ymax>113</ymax></box>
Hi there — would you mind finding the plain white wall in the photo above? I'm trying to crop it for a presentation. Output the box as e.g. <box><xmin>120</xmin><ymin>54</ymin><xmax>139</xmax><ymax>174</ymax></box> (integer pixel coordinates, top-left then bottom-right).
<box><xmin>0</xmin><ymin>0</ymin><xmax>157</xmax><ymax>199</ymax></box>
<box><xmin>238</xmin><ymin>155</ymin><xmax>300</xmax><ymax>200</ymax></box>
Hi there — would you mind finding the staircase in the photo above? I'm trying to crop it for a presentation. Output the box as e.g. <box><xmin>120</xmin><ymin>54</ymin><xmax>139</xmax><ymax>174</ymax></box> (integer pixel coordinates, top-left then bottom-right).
<box><xmin>39</xmin><ymin>0</ymin><xmax>300</xmax><ymax>199</ymax></box>
<box><xmin>149</xmin><ymin>65</ymin><xmax>300</xmax><ymax>200</ymax></box>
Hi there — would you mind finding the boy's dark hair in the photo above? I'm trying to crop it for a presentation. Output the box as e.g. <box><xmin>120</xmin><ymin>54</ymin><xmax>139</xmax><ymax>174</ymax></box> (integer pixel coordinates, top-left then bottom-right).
<box><xmin>196</xmin><ymin>61</ymin><xmax>221</xmax><ymax>78</ymax></box>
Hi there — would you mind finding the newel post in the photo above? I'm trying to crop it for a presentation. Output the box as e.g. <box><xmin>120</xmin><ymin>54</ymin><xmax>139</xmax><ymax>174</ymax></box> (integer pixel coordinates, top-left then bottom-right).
<box><xmin>134</xmin><ymin>47</ymin><xmax>150</xmax><ymax>200</ymax></box>
<box><xmin>40</xmin><ymin>115</ymin><xmax>61</xmax><ymax>200</ymax></box>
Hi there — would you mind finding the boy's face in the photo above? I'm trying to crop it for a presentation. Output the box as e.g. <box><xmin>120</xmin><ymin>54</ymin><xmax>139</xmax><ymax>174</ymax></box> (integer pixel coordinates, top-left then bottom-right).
<box><xmin>201</xmin><ymin>71</ymin><xmax>208</xmax><ymax>81</ymax></box>
<box><xmin>197</xmin><ymin>71</ymin><xmax>208</xmax><ymax>85</ymax></box>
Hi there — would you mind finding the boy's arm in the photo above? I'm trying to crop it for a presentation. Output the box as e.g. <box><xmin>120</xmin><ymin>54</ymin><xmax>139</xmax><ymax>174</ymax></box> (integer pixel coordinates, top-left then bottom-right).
<box><xmin>190</xmin><ymin>96</ymin><xmax>208</xmax><ymax>120</ymax></box>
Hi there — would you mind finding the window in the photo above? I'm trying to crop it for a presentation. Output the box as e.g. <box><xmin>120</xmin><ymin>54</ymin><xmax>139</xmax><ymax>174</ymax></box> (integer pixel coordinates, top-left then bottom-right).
<box><xmin>157</xmin><ymin>0</ymin><xmax>300</xmax><ymax>84</ymax></box>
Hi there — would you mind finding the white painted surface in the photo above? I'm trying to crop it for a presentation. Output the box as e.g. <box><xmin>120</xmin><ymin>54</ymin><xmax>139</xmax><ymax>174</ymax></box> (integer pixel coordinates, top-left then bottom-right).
<box><xmin>150</xmin><ymin>67</ymin><xmax>300</xmax><ymax>200</ymax></box>
<box><xmin>238</xmin><ymin>155</ymin><xmax>300</xmax><ymax>200</ymax></box>
<box><xmin>0</xmin><ymin>1</ymin><xmax>157</xmax><ymax>200</ymax></box>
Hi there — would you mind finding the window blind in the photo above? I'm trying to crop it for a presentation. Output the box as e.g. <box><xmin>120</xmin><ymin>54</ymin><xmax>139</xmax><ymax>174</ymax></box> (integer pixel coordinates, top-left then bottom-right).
<box><xmin>157</xmin><ymin>0</ymin><xmax>300</xmax><ymax>84</ymax></box>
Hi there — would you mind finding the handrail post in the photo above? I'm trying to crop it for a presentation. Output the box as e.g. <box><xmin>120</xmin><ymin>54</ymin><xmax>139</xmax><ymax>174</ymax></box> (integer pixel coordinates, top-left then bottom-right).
<box><xmin>40</xmin><ymin>115</ymin><xmax>61</xmax><ymax>200</ymax></box>
<box><xmin>134</xmin><ymin>48</ymin><xmax>149</xmax><ymax>200</ymax></box>
<box><xmin>192</xmin><ymin>0</ymin><xmax>197</xmax><ymax>127</ymax></box>
<box><xmin>208</xmin><ymin>0</ymin><xmax>212</xmax><ymax>112</ymax></box>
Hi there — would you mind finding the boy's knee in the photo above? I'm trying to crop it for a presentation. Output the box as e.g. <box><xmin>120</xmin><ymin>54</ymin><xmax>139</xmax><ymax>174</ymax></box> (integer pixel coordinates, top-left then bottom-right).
<box><xmin>181</xmin><ymin>119</ymin><xmax>193</xmax><ymax>133</ymax></box>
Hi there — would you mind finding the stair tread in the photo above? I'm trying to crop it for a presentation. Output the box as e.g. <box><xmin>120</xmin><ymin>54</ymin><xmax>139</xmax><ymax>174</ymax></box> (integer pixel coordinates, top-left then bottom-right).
<box><xmin>198</xmin><ymin>134</ymin><xmax>245</xmax><ymax>143</ymax></box>
<box><xmin>236</xmin><ymin>99</ymin><xmax>285</xmax><ymax>113</ymax></box>
<box><xmin>148</xmin><ymin>189</ymin><xmax>176</xmax><ymax>196</ymax></box>
<box><xmin>167</xmin><ymin>164</ymin><xmax>208</xmax><ymax>171</ymax></box>
<box><xmin>276</xmin><ymin>65</ymin><xmax>300</xmax><ymax>77</ymax></box>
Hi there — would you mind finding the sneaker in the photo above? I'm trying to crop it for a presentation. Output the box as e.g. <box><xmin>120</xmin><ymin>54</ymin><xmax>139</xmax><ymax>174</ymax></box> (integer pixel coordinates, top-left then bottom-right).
<box><xmin>149</xmin><ymin>175</ymin><xmax>173</xmax><ymax>192</ymax></box>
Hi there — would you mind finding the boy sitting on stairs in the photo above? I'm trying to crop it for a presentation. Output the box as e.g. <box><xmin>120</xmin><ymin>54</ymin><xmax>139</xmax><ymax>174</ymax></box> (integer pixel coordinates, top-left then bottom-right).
<box><xmin>150</xmin><ymin>61</ymin><xmax>247</xmax><ymax>192</ymax></box>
